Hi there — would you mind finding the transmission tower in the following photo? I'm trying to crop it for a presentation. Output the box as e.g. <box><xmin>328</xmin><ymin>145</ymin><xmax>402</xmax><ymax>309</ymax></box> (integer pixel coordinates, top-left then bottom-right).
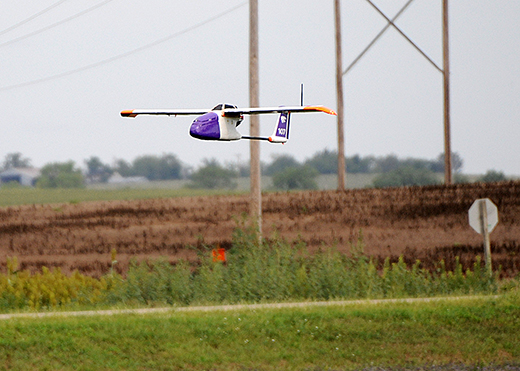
<box><xmin>335</xmin><ymin>0</ymin><xmax>452</xmax><ymax>186</ymax></box>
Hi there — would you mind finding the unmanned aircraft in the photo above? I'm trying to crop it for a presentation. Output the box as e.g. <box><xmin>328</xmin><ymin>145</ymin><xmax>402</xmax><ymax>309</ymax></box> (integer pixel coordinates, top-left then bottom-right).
<box><xmin>121</xmin><ymin>102</ymin><xmax>336</xmax><ymax>144</ymax></box>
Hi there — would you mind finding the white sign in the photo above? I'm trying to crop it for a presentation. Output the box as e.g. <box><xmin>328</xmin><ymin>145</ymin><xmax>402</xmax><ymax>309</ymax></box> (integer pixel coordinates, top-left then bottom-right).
<box><xmin>468</xmin><ymin>198</ymin><xmax>498</xmax><ymax>234</ymax></box>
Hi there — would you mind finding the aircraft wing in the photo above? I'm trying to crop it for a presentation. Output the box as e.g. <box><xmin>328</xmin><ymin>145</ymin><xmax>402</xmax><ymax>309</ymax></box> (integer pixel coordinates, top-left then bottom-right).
<box><xmin>224</xmin><ymin>106</ymin><xmax>337</xmax><ymax>116</ymax></box>
<box><xmin>121</xmin><ymin>105</ymin><xmax>336</xmax><ymax>118</ymax></box>
<box><xmin>121</xmin><ymin>109</ymin><xmax>209</xmax><ymax>118</ymax></box>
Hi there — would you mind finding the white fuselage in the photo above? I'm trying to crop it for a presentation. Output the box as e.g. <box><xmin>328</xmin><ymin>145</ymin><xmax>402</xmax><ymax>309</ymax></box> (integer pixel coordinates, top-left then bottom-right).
<box><xmin>216</xmin><ymin>112</ymin><xmax>242</xmax><ymax>141</ymax></box>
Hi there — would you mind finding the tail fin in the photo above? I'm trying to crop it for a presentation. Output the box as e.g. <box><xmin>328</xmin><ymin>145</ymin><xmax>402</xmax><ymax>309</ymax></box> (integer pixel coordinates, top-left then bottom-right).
<box><xmin>269</xmin><ymin>111</ymin><xmax>291</xmax><ymax>143</ymax></box>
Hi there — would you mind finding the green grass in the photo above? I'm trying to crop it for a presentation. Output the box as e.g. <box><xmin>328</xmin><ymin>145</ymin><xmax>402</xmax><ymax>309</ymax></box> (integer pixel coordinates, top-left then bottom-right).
<box><xmin>0</xmin><ymin>187</ymin><xmax>243</xmax><ymax>207</ymax></box>
<box><xmin>0</xmin><ymin>293</ymin><xmax>519</xmax><ymax>370</ymax></box>
<box><xmin>0</xmin><ymin>173</ymin><xmax>385</xmax><ymax>207</ymax></box>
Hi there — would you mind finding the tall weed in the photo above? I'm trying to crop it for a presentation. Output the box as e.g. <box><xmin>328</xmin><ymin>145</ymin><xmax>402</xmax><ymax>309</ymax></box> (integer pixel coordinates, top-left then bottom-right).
<box><xmin>0</xmin><ymin>228</ymin><xmax>502</xmax><ymax>311</ymax></box>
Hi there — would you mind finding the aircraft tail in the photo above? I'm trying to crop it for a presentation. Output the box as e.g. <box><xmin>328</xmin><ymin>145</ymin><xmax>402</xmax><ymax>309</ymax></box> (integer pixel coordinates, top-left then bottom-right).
<box><xmin>268</xmin><ymin>111</ymin><xmax>290</xmax><ymax>143</ymax></box>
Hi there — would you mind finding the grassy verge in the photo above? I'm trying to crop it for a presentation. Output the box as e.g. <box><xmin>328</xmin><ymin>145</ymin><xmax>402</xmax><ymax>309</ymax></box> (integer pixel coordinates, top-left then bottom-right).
<box><xmin>0</xmin><ymin>187</ymin><xmax>243</xmax><ymax>207</ymax></box>
<box><xmin>0</xmin><ymin>293</ymin><xmax>519</xmax><ymax>370</ymax></box>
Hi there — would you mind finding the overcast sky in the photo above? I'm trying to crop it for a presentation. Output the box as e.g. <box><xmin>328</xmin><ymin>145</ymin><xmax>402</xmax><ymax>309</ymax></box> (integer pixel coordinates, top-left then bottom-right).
<box><xmin>1</xmin><ymin>0</ymin><xmax>519</xmax><ymax>175</ymax></box>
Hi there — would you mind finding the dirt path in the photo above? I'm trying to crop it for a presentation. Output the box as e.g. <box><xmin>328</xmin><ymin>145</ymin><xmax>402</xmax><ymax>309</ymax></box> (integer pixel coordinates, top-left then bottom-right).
<box><xmin>0</xmin><ymin>295</ymin><xmax>498</xmax><ymax>321</ymax></box>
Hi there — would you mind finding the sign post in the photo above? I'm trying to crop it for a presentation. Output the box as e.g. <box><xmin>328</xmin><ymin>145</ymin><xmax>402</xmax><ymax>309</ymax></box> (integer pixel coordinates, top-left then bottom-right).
<box><xmin>468</xmin><ymin>198</ymin><xmax>498</xmax><ymax>276</ymax></box>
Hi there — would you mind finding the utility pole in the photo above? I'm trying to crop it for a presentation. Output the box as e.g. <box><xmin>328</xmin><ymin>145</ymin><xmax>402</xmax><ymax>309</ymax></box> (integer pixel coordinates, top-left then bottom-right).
<box><xmin>443</xmin><ymin>0</ymin><xmax>452</xmax><ymax>185</ymax></box>
<box><xmin>249</xmin><ymin>0</ymin><xmax>262</xmax><ymax>235</ymax></box>
<box><xmin>335</xmin><ymin>0</ymin><xmax>346</xmax><ymax>191</ymax></box>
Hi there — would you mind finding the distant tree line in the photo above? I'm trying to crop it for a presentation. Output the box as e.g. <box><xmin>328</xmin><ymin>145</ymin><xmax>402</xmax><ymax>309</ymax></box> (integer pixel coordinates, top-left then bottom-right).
<box><xmin>262</xmin><ymin>150</ymin><xmax>468</xmax><ymax>189</ymax></box>
<box><xmin>0</xmin><ymin>151</ymin><xmax>510</xmax><ymax>190</ymax></box>
<box><xmin>301</xmin><ymin>149</ymin><xmax>464</xmax><ymax>175</ymax></box>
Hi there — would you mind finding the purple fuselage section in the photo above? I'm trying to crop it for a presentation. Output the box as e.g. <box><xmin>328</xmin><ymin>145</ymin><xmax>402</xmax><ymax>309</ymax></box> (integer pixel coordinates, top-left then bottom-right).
<box><xmin>189</xmin><ymin>112</ymin><xmax>220</xmax><ymax>140</ymax></box>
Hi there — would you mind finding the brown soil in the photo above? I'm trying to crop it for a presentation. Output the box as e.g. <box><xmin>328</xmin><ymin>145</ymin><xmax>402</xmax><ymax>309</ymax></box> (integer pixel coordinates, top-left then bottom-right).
<box><xmin>1</xmin><ymin>181</ymin><xmax>519</xmax><ymax>277</ymax></box>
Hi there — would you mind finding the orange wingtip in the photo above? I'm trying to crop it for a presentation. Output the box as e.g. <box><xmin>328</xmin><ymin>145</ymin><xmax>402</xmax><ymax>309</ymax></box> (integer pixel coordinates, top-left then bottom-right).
<box><xmin>121</xmin><ymin>110</ymin><xmax>137</xmax><ymax>118</ymax></box>
<box><xmin>304</xmin><ymin>106</ymin><xmax>337</xmax><ymax>115</ymax></box>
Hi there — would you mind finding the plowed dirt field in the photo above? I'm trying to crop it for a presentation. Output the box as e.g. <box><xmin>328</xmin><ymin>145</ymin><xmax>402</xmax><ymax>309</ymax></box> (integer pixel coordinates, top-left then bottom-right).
<box><xmin>1</xmin><ymin>181</ymin><xmax>519</xmax><ymax>277</ymax></box>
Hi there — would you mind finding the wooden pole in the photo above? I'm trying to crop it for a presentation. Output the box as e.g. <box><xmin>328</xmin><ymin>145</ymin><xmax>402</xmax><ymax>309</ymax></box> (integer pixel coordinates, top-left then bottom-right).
<box><xmin>442</xmin><ymin>0</ymin><xmax>452</xmax><ymax>185</ymax></box>
<box><xmin>249</xmin><ymin>0</ymin><xmax>262</xmax><ymax>235</ymax></box>
<box><xmin>335</xmin><ymin>0</ymin><xmax>346</xmax><ymax>191</ymax></box>
<box><xmin>479</xmin><ymin>200</ymin><xmax>492</xmax><ymax>276</ymax></box>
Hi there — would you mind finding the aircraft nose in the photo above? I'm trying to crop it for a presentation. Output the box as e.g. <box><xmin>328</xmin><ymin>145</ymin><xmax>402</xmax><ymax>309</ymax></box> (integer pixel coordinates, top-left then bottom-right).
<box><xmin>189</xmin><ymin>112</ymin><xmax>220</xmax><ymax>140</ymax></box>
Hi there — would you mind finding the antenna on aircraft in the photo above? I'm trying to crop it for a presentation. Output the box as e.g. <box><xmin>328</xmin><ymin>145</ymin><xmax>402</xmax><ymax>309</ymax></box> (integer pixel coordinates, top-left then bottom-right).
<box><xmin>300</xmin><ymin>83</ymin><xmax>304</xmax><ymax>106</ymax></box>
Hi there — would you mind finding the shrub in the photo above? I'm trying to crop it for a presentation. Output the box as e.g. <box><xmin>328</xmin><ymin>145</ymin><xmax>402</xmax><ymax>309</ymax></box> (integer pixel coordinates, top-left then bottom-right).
<box><xmin>264</xmin><ymin>154</ymin><xmax>300</xmax><ymax>176</ymax></box>
<box><xmin>36</xmin><ymin>161</ymin><xmax>84</xmax><ymax>188</ymax></box>
<box><xmin>0</xmin><ymin>265</ymin><xmax>106</xmax><ymax>310</ymax></box>
<box><xmin>373</xmin><ymin>166</ymin><xmax>440</xmax><ymax>188</ymax></box>
<box><xmin>272</xmin><ymin>165</ymin><xmax>318</xmax><ymax>190</ymax></box>
<box><xmin>189</xmin><ymin>159</ymin><xmax>237</xmax><ymax>189</ymax></box>
<box><xmin>0</xmin><ymin>229</ymin><xmax>501</xmax><ymax>312</ymax></box>
<box><xmin>480</xmin><ymin>170</ymin><xmax>507</xmax><ymax>183</ymax></box>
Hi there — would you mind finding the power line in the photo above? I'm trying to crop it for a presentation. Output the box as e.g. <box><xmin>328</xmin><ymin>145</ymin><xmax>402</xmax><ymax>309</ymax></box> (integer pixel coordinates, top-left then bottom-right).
<box><xmin>0</xmin><ymin>0</ymin><xmax>68</xmax><ymax>38</ymax></box>
<box><xmin>343</xmin><ymin>0</ymin><xmax>414</xmax><ymax>76</ymax></box>
<box><xmin>365</xmin><ymin>0</ymin><xmax>442</xmax><ymax>73</ymax></box>
<box><xmin>0</xmin><ymin>1</ymin><xmax>248</xmax><ymax>92</ymax></box>
<box><xmin>0</xmin><ymin>0</ymin><xmax>115</xmax><ymax>48</ymax></box>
